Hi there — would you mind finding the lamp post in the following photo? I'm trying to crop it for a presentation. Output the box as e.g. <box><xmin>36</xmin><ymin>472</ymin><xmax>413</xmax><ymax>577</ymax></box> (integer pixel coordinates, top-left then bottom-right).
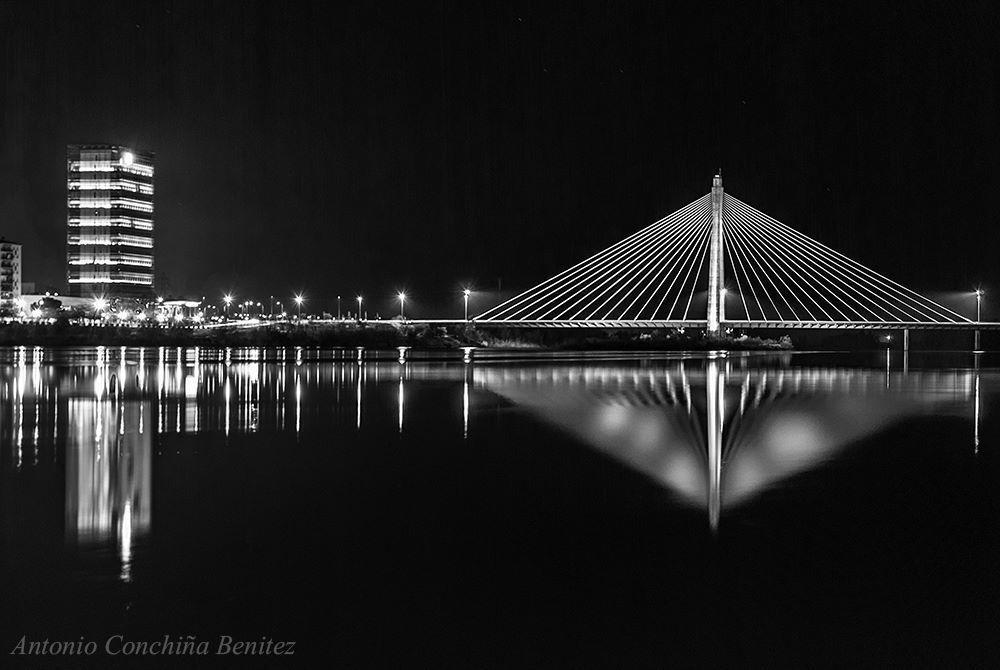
<box><xmin>975</xmin><ymin>288</ymin><xmax>984</xmax><ymax>352</ymax></box>
<box><xmin>463</xmin><ymin>288</ymin><xmax>471</xmax><ymax>321</ymax></box>
<box><xmin>223</xmin><ymin>294</ymin><xmax>233</xmax><ymax>317</ymax></box>
<box><xmin>356</xmin><ymin>296</ymin><xmax>363</xmax><ymax>320</ymax></box>
<box><xmin>398</xmin><ymin>292</ymin><xmax>406</xmax><ymax>320</ymax></box>
<box><xmin>337</xmin><ymin>295</ymin><xmax>341</xmax><ymax>320</ymax></box>
<box><xmin>294</xmin><ymin>294</ymin><xmax>304</xmax><ymax>318</ymax></box>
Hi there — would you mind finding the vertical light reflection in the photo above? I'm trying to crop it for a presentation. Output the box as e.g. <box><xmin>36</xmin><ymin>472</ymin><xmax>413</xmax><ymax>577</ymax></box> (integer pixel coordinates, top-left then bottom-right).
<box><xmin>224</xmin><ymin>377</ymin><xmax>231</xmax><ymax>437</ymax></box>
<box><xmin>706</xmin><ymin>359</ymin><xmax>724</xmax><ymax>533</ymax></box>
<box><xmin>137</xmin><ymin>348</ymin><xmax>146</xmax><ymax>390</ymax></box>
<box><xmin>184</xmin><ymin>374</ymin><xmax>198</xmax><ymax>433</ymax></box>
<box><xmin>120</xmin><ymin>500</ymin><xmax>133</xmax><ymax>582</ymax></box>
<box><xmin>356</xmin><ymin>364</ymin><xmax>363</xmax><ymax>430</ymax></box>
<box><xmin>157</xmin><ymin>347</ymin><xmax>165</xmax><ymax>433</ymax></box>
<box><xmin>31</xmin><ymin>355</ymin><xmax>41</xmax><ymax>463</ymax></box>
<box><xmin>14</xmin><ymin>361</ymin><xmax>25</xmax><ymax>469</ymax></box>
<box><xmin>974</xmin><ymin>355</ymin><xmax>981</xmax><ymax>455</ymax></box>
<box><xmin>463</xmin><ymin>377</ymin><xmax>470</xmax><ymax>439</ymax></box>
<box><xmin>397</xmin><ymin>376</ymin><xmax>404</xmax><ymax>433</ymax></box>
<box><xmin>295</xmin><ymin>371</ymin><xmax>302</xmax><ymax>436</ymax></box>
<box><xmin>885</xmin><ymin>348</ymin><xmax>891</xmax><ymax>388</ymax></box>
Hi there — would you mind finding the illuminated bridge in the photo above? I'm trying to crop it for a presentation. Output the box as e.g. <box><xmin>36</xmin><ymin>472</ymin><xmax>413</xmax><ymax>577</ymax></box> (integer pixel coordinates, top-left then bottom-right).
<box><xmin>470</xmin><ymin>175</ymin><xmax>998</xmax><ymax>340</ymax></box>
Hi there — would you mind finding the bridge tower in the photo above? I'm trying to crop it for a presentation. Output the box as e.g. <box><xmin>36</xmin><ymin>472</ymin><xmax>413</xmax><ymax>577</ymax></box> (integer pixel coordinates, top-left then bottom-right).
<box><xmin>707</xmin><ymin>174</ymin><xmax>725</xmax><ymax>333</ymax></box>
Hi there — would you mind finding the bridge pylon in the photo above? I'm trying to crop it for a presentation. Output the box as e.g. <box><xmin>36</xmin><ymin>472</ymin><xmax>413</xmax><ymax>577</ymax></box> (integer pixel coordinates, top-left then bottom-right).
<box><xmin>707</xmin><ymin>174</ymin><xmax>725</xmax><ymax>333</ymax></box>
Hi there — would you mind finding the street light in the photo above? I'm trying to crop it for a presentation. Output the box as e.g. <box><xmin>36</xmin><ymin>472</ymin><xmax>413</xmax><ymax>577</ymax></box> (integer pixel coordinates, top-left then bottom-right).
<box><xmin>356</xmin><ymin>295</ymin><xmax>363</xmax><ymax>320</ymax></box>
<box><xmin>975</xmin><ymin>288</ymin><xmax>985</xmax><ymax>352</ymax></box>
<box><xmin>337</xmin><ymin>295</ymin><xmax>341</xmax><ymax>320</ymax></box>
<box><xmin>463</xmin><ymin>288</ymin><xmax>471</xmax><ymax>321</ymax></box>
<box><xmin>93</xmin><ymin>297</ymin><xmax>108</xmax><ymax>313</ymax></box>
<box><xmin>223</xmin><ymin>293</ymin><xmax>233</xmax><ymax>317</ymax></box>
<box><xmin>294</xmin><ymin>294</ymin><xmax>304</xmax><ymax>318</ymax></box>
<box><xmin>398</xmin><ymin>292</ymin><xmax>406</xmax><ymax>319</ymax></box>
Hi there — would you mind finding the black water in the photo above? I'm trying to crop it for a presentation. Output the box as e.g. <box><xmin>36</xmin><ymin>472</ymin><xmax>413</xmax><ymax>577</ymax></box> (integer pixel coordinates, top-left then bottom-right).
<box><xmin>1</xmin><ymin>347</ymin><xmax>998</xmax><ymax>668</ymax></box>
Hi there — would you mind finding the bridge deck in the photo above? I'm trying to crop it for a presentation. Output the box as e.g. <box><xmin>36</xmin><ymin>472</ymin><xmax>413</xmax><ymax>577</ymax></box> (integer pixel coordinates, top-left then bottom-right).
<box><xmin>407</xmin><ymin>319</ymin><xmax>1000</xmax><ymax>331</ymax></box>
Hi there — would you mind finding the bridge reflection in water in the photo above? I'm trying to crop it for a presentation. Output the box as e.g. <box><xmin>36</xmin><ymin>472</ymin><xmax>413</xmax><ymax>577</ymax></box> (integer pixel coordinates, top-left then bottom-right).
<box><xmin>477</xmin><ymin>354</ymin><xmax>983</xmax><ymax>530</ymax></box>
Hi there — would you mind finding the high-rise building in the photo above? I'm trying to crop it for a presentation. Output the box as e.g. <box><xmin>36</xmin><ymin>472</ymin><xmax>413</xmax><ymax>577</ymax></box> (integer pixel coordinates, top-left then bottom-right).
<box><xmin>67</xmin><ymin>144</ymin><xmax>155</xmax><ymax>299</ymax></box>
<box><xmin>0</xmin><ymin>237</ymin><xmax>22</xmax><ymax>306</ymax></box>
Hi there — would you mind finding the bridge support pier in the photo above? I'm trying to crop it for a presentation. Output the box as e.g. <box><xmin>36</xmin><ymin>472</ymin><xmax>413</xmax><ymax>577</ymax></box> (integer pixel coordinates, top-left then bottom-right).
<box><xmin>903</xmin><ymin>329</ymin><xmax>909</xmax><ymax>352</ymax></box>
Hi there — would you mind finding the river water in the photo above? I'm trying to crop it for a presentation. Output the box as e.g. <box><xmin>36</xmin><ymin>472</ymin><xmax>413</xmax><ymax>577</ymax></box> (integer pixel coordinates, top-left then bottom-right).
<box><xmin>1</xmin><ymin>346</ymin><xmax>998</xmax><ymax>667</ymax></box>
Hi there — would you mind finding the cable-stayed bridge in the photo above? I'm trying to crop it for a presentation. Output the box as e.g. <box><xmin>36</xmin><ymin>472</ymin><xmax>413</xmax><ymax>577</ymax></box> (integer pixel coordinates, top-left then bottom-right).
<box><xmin>473</xmin><ymin>175</ymin><xmax>997</xmax><ymax>337</ymax></box>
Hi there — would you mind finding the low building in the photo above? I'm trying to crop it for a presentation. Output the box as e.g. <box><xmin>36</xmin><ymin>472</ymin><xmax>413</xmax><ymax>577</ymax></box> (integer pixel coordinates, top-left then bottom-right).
<box><xmin>0</xmin><ymin>238</ymin><xmax>22</xmax><ymax>307</ymax></box>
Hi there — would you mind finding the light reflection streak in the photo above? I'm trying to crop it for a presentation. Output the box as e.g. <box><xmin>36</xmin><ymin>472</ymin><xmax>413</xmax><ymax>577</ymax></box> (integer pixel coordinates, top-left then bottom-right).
<box><xmin>356</xmin><ymin>364</ymin><xmax>363</xmax><ymax>429</ymax></box>
<box><xmin>295</xmin><ymin>371</ymin><xmax>302</xmax><ymax>436</ymax></box>
<box><xmin>463</xmin><ymin>377</ymin><xmax>470</xmax><ymax>439</ymax></box>
<box><xmin>398</xmin><ymin>376</ymin><xmax>404</xmax><ymax>433</ymax></box>
<box><xmin>974</xmin><ymin>355</ymin><xmax>981</xmax><ymax>455</ymax></box>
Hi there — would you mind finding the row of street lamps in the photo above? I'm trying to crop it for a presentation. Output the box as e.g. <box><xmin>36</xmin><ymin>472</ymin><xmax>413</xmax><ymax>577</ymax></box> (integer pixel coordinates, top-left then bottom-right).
<box><xmin>220</xmin><ymin>288</ymin><xmax>476</xmax><ymax>321</ymax></box>
<box><xmin>216</xmin><ymin>287</ymin><xmax>988</xmax><ymax>323</ymax></box>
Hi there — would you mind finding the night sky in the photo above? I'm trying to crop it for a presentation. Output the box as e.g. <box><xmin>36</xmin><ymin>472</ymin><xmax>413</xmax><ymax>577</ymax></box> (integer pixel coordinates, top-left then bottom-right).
<box><xmin>1</xmin><ymin>1</ymin><xmax>997</xmax><ymax>318</ymax></box>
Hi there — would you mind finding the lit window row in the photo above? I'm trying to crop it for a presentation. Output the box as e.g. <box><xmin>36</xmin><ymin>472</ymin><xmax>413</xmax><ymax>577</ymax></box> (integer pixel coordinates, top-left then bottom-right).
<box><xmin>68</xmin><ymin>235</ymin><xmax>154</xmax><ymax>248</ymax></box>
<box><xmin>68</xmin><ymin>161</ymin><xmax>116</xmax><ymax>173</ymax></box>
<box><xmin>68</xmin><ymin>251</ymin><xmax>152</xmax><ymax>262</ymax></box>
<box><xmin>120</xmin><ymin>164</ymin><xmax>154</xmax><ymax>177</ymax></box>
<box><xmin>68</xmin><ymin>257</ymin><xmax>153</xmax><ymax>267</ymax></box>
<box><xmin>68</xmin><ymin>162</ymin><xmax>154</xmax><ymax>177</ymax></box>
<box><xmin>69</xmin><ymin>276</ymin><xmax>153</xmax><ymax>285</ymax></box>
<box><xmin>68</xmin><ymin>199</ymin><xmax>154</xmax><ymax>213</ymax></box>
<box><xmin>69</xmin><ymin>217</ymin><xmax>153</xmax><ymax>231</ymax></box>
<box><xmin>67</xmin><ymin>180</ymin><xmax>154</xmax><ymax>195</ymax></box>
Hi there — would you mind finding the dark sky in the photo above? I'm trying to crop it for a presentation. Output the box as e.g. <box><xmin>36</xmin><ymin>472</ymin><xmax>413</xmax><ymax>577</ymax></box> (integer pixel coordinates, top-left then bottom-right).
<box><xmin>1</xmin><ymin>1</ymin><xmax>998</xmax><ymax>318</ymax></box>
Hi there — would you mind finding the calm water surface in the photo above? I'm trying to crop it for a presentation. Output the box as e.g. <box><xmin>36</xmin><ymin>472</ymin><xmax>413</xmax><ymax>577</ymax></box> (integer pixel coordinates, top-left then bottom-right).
<box><xmin>1</xmin><ymin>346</ymin><xmax>999</xmax><ymax>667</ymax></box>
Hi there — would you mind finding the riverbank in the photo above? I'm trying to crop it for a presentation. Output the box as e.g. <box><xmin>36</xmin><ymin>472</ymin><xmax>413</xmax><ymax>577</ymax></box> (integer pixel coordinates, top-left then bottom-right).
<box><xmin>0</xmin><ymin>321</ymin><xmax>793</xmax><ymax>350</ymax></box>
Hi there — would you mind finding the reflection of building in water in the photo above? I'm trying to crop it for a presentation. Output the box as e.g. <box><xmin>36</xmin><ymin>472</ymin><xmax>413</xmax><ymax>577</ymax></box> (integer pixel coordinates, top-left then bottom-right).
<box><xmin>65</xmin><ymin>398</ymin><xmax>151</xmax><ymax>581</ymax></box>
<box><xmin>0</xmin><ymin>349</ymin><xmax>60</xmax><ymax>470</ymax></box>
<box><xmin>478</xmin><ymin>359</ymin><xmax>983</xmax><ymax>530</ymax></box>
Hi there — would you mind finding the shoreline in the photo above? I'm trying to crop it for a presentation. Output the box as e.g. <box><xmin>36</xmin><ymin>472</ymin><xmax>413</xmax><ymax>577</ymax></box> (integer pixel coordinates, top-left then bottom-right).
<box><xmin>0</xmin><ymin>321</ymin><xmax>794</xmax><ymax>351</ymax></box>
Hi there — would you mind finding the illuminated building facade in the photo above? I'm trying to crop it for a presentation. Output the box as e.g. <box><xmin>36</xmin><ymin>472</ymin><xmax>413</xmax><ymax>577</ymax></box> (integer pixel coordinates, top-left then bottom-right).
<box><xmin>0</xmin><ymin>238</ymin><xmax>22</xmax><ymax>306</ymax></box>
<box><xmin>67</xmin><ymin>144</ymin><xmax>155</xmax><ymax>299</ymax></box>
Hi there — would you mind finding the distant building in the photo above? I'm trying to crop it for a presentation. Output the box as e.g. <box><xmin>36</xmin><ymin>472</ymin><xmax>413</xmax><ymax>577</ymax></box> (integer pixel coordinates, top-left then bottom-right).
<box><xmin>0</xmin><ymin>237</ymin><xmax>22</xmax><ymax>306</ymax></box>
<box><xmin>67</xmin><ymin>144</ymin><xmax>155</xmax><ymax>299</ymax></box>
